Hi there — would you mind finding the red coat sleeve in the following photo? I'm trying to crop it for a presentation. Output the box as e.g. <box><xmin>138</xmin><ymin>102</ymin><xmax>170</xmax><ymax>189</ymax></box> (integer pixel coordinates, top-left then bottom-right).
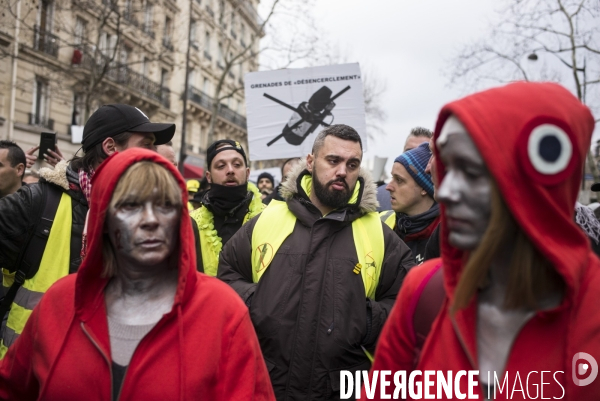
<box><xmin>0</xmin><ymin>301</ymin><xmax>41</xmax><ymax>400</ymax></box>
<box><xmin>358</xmin><ymin>261</ymin><xmax>439</xmax><ymax>400</ymax></box>
<box><xmin>218</xmin><ymin>310</ymin><xmax>275</xmax><ymax>400</ymax></box>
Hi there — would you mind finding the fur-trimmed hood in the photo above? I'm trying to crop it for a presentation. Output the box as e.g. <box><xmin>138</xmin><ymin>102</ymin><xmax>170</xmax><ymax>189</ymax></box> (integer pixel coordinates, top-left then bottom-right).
<box><xmin>280</xmin><ymin>158</ymin><xmax>379</xmax><ymax>214</ymax></box>
<box><xmin>39</xmin><ymin>160</ymin><xmax>70</xmax><ymax>191</ymax></box>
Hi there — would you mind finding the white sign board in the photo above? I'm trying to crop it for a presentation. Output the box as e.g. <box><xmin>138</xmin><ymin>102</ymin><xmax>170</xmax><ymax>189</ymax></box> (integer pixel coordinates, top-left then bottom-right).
<box><xmin>245</xmin><ymin>63</ymin><xmax>366</xmax><ymax>161</ymax></box>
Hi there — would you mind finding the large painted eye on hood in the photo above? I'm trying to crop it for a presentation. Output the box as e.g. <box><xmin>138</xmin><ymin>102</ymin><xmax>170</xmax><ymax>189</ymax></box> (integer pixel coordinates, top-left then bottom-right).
<box><xmin>518</xmin><ymin>117</ymin><xmax>579</xmax><ymax>186</ymax></box>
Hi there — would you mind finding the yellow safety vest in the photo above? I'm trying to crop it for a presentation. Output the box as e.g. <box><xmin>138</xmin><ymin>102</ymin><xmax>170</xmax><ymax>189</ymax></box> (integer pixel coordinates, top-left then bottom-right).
<box><xmin>0</xmin><ymin>193</ymin><xmax>72</xmax><ymax>358</ymax></box>
<box><xmin>251</xmin><ymin>197</ymin><xmax>385</xmax><ymax>299</ymax></box>
<box><xmin>191</xmin><ymin>183</ymin><xmax>265</xmax><ymax>277</ymax></box>
<box><xmin>379</xmin><ymin>210</ymin><xmax>396</xmax><ymax>229</ymax></box>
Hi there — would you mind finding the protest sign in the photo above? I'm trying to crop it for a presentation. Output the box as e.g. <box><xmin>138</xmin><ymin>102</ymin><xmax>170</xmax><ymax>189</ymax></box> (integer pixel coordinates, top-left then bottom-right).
<box><xmin>245</xmin><ymin>63</ymin><xmax>366</xmax><ymax>161</ymax></box>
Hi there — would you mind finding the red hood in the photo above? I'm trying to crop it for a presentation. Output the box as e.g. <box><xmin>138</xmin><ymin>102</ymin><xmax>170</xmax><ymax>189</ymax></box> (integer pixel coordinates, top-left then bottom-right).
<box><xmin>75</xmin><ymin>148</ymin><xmax>197</xmax><ymax>320</ymax></box>
<box><xmin>433</xmin><ymin>82</ymin><xmax>595</xmax><ymax>302</ymax></box>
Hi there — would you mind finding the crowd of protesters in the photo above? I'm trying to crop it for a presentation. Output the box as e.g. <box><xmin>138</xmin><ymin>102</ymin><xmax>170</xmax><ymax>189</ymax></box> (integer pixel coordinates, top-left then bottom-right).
<box><xmin>0</xmin><ymin>81</ymin><xmax>599</xmax><ymax>400</ymax></box>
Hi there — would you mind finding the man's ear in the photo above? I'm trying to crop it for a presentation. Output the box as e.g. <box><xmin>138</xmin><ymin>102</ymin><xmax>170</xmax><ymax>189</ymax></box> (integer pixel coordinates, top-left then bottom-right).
<box><xmin>306</xmin><ymin>153</ymin><xmax>314</xmax><ymax>174</ymax></box>
<box><xmin>16</xmin><ymin>163</ymin><xmax>25</xmax><ymax>178</ymax></box>
<box><xmin>245</xmin><ymin>167</ymin><xmax>250</xmax><ymax>182</ymax></box>
<box><xmin>102</xmin><ymin>137</ymin><xmax>117</xmax><ymax>156</ymax></box>
<box><xmin>206</xmin><ymin>171</ymin><xmax>212</xmax><ymax>184</ymax></box>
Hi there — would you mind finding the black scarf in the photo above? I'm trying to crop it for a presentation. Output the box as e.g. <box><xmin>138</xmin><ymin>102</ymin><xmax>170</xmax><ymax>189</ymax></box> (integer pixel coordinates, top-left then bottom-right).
<box><xmin>204</xmin><ymin>183</ymin><xmax>248</xmax><ymax>216</ymax></box>
<box><xmin>396</xmin><ymin>203</ymin><xmax>440</xmax><ymax>239</ymax></box>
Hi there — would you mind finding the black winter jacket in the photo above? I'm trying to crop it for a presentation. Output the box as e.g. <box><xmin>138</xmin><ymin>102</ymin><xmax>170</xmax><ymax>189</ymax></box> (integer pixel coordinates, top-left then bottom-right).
<box><xmin>218</xmin><ymin>164</ymin><xmax>415</xmax><ymax>401</ymax></box>
<box><xmin>0</xmin><ymin>161</ymin><xmax>87</xmax><ymax>275</ymax></box>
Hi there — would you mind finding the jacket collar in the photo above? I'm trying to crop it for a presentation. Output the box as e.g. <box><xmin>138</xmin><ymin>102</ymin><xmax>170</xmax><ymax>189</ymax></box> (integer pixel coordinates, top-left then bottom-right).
<box><xmin>279</xmin><ymin>158</ymin><xmax>379</xmax><ymax>216</ymax></box>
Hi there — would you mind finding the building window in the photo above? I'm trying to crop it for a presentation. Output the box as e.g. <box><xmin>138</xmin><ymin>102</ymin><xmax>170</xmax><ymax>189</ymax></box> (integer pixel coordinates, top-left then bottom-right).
<box><xmin>30</xmin><ymin>77</ymin><xmax>51</xmax><ymax>128</ymax></box>
<box><xmin>190</xmin><ymin>20</ymin><xmax>198</xmax><ymax>49</ymax></box>
<box><xmin>74</xmin><ymin>17</ymin><xmax>87</xmax><ymax>47</ymax></box>
<box><xmin>163</xmin><ymin>16</ymin><xmax>173</xmax><ymax>50</ymax></box>
<box><xmin>142</xmin><ymin>56</ymin><xmax>148</xmax><ymax>76</ymax></box>
<box><xmin>188</xmin><ymin>69</ymin><xmax>195</xmax><ymax>87</ymax></box>
<box><xmin>203</xmin><ymin>77</ymin><xmax>210</xmax><ymax>94</ymax></box>
<box><xmin>144</xmin><ymin>2</ymin><xmax>154</xmax><ymax>36</ymax></box>
<box><xmin>160</xmin><ymin>68</ymin><xmax>169</xmax><ymax>88</ymax></box>
<box><xmin>72</xmin><ymin>93</ymin><xmax>85</xmax><ymax>126</ymax></box>
<box><xmin>38</xmin><ymin>0</ymin><xmax>54</xmax><ymax>34</ymax></box>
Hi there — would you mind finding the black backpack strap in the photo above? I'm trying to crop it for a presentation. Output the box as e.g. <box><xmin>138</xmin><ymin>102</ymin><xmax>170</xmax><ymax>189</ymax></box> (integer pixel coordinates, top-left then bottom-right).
<box><xmin>0</xmin><ymin>184</ymin><xmax>62</xmax><ymax>320</ymax></box>
<box><xmin>412</xmin><ymin>264</ymin><xmax>445</xmax><ymax>367</ymax></box>
<box><xmin>190</xmin><ymin>216</ymin><xmax>203</xmax><ymax>273</ymax></box>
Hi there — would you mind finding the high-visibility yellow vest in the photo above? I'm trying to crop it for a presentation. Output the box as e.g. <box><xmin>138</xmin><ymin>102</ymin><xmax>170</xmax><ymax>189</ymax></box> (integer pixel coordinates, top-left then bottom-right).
<box><xmin>0</xmin><ymin>193</ymin><xmax>72</xmax><ymax>358</ymax></box>
<box><xmin>380</xmin><ymin>210</ymin><xmax>396</xmax><ymax>229</ymax></box>
<box><xmin>251</xmin><ymin>199</ymin><xmax>385</xmax><ymax>299</ymax></box>
<box><xmin>191</xmin><ymin>183</ymin><xmax>265</xmax><ymax>277</ymax></box>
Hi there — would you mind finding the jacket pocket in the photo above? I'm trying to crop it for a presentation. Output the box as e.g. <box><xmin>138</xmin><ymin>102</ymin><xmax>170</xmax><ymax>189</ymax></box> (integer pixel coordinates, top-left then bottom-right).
<box><xmin>331</xmin><ymin>257</ymin><xmax>368</xmax><ymax>346</ymax></box>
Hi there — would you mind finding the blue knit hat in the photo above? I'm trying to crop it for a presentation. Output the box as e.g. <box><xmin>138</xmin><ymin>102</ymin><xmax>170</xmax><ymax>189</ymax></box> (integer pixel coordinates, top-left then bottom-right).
<box><xmin>394</xmin><ymin>142</ymin><xmax>434</xmax><ymax>197</ymax></box>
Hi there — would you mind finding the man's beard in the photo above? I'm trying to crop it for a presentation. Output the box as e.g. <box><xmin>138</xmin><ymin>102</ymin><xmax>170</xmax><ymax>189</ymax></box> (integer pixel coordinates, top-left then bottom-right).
<box><xmin>312</xmin><ymin>168</ymin><xmax>353</xmax><ymax>210</ymax></box>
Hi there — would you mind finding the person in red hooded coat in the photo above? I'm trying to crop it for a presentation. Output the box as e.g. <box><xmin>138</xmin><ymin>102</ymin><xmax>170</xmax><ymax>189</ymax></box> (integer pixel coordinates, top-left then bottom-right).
<box><xmin>361</xmin><ymin>82</ymin><xmax>600</xmax><ymax>400</ymax></box>
<box><xmin>0</xmin><ymin>148</ymin><xmax>275</xmax><ymax>401</ymax></box>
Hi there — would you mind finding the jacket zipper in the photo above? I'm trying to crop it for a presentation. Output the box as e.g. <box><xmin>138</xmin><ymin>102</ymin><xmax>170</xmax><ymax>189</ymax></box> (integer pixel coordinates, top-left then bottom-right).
<box><xmin>81</xmin><ymin>322</ymin><xmax>116</xmax><ymax>399</ymax></box>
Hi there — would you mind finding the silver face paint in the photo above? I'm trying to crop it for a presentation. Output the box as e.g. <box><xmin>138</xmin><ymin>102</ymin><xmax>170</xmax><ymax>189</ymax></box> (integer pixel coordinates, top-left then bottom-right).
<box><xmin>437</xmin><ymin>116</ymin><xmax>492</xmax><ymax>251</ymax></box>
<box><xmin>107</xmin><ymin>192</ymin><xmax>180</xmax><ymax>270</ymax></box>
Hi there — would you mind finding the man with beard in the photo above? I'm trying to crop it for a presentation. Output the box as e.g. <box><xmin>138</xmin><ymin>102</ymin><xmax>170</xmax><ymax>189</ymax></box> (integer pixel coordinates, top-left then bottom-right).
<box><xmin>218</xmin><ymin>124</ymin><xmax>414</xmax><ymax>400</ymax></box>
<box><xmin>190</xmin><ymin>140</ymin><xmax>264</xmax><ymax>276</ymax></box>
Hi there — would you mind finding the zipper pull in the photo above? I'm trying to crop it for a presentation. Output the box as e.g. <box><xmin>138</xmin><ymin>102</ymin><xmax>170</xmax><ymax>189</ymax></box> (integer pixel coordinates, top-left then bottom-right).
<box><xmin>327</xmin><ymin>322</ymin><xmax>334</xmax><ymax>335</ymax></box>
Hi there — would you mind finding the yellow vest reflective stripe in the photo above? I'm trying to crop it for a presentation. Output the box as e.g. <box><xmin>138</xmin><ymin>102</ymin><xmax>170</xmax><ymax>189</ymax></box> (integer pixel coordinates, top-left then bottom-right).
<box><xmin>192</xmin><ymin>183</ymin><xmax>265</xmax><ymax>277</ymax></box>
<box><xmin>0</xmin><ymin>192</ymin><xmax>72</xmax><ymax>358</ymax></box>
<box><xmin>251</xmin><ymin>200</ymin><xmax>385</xmax><ymax>299</ymax></box>
<box><xmin>379</xmin><ymin>210</ymin><xmax>396</xmax><ymax>229</ymax></box>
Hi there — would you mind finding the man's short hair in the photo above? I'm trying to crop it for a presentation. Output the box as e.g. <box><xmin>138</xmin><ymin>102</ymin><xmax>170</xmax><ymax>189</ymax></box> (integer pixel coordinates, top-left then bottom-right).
<box><xmin>312</xmin><ymin>124</ymin><xmax>362</xmax><ymax>156</ymax></box>
<box><xmin>408</xmin><ymin>127</ymin><xmax>433</xmax><ymax>139</ymax></box>
<box><xmin>281</xmin><ymin>157</ymin><xmax>300</xmax><ymax>176</ymax></box>
<box><xmin>71</xmin><ymin>132</ymin><xmax>133</xmax><ymax>174</ymax></box>
<box><xmin>0</xmin><ymin>140</ymin><xmax>26</xmax><ymax>177</ymax></box>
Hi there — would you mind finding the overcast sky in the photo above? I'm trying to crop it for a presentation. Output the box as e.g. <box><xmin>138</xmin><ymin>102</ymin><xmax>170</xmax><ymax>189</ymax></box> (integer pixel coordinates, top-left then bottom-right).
<box><xmin>311</xmin><ymin>0</ymin><xmax>501</xmax><ymax>175</ymax></box>
<box><xmin>257</xmin><ymin>0</ymin><xmax>598</xmax><ymax>176</ymax></box>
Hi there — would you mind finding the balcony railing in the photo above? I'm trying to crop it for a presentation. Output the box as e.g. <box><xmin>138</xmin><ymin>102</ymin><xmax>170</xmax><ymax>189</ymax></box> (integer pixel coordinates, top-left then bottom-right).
<box><xmin>187</xmin><ymin>86</ymin><xmax>247</xmax><ymax>129</ymax></box>
<box><xmin>33</xmin><ymin>26</ymin><xmax>59</xmax><ymax>58</ymax></box>
<box><xmin>188</xmin><ymin>86</ymin><xmax>214</xmax><ymax>110</ymax></box>
<box><xmin>162</xmin><ymin>37</ymin><xmax>173</xmax><ymax>51</ymax></box>
<box><xmin>218</xmin><ymin>104</ymin><xmax>246</xmax><ymax>129</ymax></box>
<box><xmin>204</xmin><ymin>51</ymin><xmax>212</xmax><ymax>61</ymax></box>
<box><xmin>28</xmin><ymin>113</ymin><xmax>55</xmax><ymax>130</ymax></box>
<box><xmin>80</xmin><ymin>50</ymin><xmax>170</xmax><ymax>108</ymax></box>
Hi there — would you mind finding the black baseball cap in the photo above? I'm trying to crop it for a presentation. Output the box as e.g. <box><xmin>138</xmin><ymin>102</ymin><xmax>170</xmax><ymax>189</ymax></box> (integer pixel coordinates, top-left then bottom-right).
<box><xmin>206</xmin><ymin>139</ymin><xmax>247</xmax><ymax>170</ymax></box>
<box><xmin>592</xmin><ymin>183</ymin><xmax>600</xmax><ymax>192</ymax></box>
<box><xmin>82</xmin><ymin>104</ymin><xmax>176</xmax><ymax>152</ymax></box>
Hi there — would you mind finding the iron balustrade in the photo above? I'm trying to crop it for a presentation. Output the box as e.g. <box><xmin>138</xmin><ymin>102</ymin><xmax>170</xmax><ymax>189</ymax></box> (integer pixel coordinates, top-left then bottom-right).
<box><xmin>187</xmin><ymin>86</ymin><xmax>247</xmax><ymax>129</ymax></box>
<box><xmin>33</xmin><ymin>26</ymin><xmax>59</xmax><ymax>58</ymax></box>
<box><xmin>78</xmin><ymin>49</ymin><xmax>170</xmax><ymax>108</ymax></box>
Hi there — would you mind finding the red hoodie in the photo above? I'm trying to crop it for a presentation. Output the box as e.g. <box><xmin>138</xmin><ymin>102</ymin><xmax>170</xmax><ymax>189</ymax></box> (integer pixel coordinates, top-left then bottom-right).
<box><xmin>362</xmin><ymin>82</ymin><xmax>599</xmax><ymax>400</ymax></box>
<box><xmin>0</xmin><ymin>149</ymin><xmax>275</xmax><ymax>401</ymax></box>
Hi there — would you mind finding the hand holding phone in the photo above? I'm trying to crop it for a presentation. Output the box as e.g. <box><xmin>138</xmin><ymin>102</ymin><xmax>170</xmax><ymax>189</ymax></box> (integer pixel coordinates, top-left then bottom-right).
<box><xmin>38</xmin><ymin>132</ymin><xmax>56</xmax><ymax>160</ymax></box>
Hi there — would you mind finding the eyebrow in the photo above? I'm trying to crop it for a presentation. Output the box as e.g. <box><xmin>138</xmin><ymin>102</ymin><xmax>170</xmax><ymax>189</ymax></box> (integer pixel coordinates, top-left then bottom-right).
<box><xmin>324</xmin><ymin>154</ymin><xmax>361</xmax><ymax>163</ymax></box>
